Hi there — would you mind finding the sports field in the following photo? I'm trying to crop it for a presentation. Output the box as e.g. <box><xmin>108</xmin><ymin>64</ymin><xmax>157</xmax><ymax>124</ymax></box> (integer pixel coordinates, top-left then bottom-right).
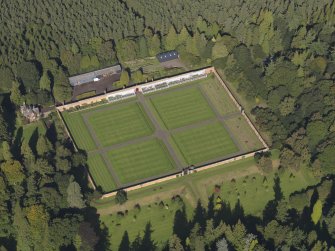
<box><xmin>61</xmin><ymin>74</ymin><xmax>264</xmax><ymax>192</ymax></box>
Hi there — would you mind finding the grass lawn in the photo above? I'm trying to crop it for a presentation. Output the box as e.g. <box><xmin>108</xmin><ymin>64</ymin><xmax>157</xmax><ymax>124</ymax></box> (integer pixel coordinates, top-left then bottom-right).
<box><xmin>101</xmin><ymin>200</ymin><xmax>183</xmax><ymax>250</ymax></box>
<box><xmin>94</xmin><ymin>157</ymin><xmax>320</xmax><ymax>248</ymax></box>
<box><xmin>224</xmin><ymin>115</ymin><xmax>264</xmax><ymax>152</ymax></box>
<box><xmin>76</xmin><ymin>90</ymin><xmax>96</xmax><ymax>100</ymax></box>
<box><xmin>87</xmin><ymin>102</ymin><xmax>154</xmax><ymax>147</ymax></box>
<box><xmin>87</xmin><ymin>154</ymin><xmax>116</xmax><ymax>192</ymax></box>
<box><xmin>171</xmin><ymin>122</ymin><xmax>239</xmax><ymax>165</ymax></box>
<box><xmin>107</xmin><ymin>139</ymin><xmax>176</xmax><ymax>184</ymax></box>
<box><xmin>200</xmin><ymin>78</ymin><xmax>238</xmax><ymax>116</ymax></box>
<box><xmin>150</xmin><ymin>87</ymin><xmax>215</xmax><ymax>129</ymax></box>
<box><xmin>21</xmin><ymin>120</ymin><xmax>46</xmax><ymax>143</ymax></box>
<box><xmin>62</xmin><ymin>111</ymin><xmax>97</xmax><ymax>151</ymax></box>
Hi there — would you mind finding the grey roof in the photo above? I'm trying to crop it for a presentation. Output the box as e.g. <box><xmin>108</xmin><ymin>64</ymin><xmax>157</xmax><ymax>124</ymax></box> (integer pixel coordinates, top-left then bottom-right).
<box><xmin>69</xmin><ymin>65</ymin><xmax>122</xmax><ymax>86</ymax></box>
<box><xmin>156</xmin><ymin>51</ymin><xmax>179</xmax><ymax>63</ymax></box>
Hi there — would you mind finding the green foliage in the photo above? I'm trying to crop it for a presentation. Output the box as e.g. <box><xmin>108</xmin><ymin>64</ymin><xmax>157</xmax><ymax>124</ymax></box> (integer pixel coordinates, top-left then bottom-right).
<box><xmin>1</xmin><ymin>160</ymin><xmax>25</xmax><ymax>186</ymax></box>
<box><xmin>53</xmin><ymin>69</ymin><xmax>72</xmax><ymax>102</ymax></box>
<box><xmin>0</xmin><ymin>110</ymin><xmax>9</xmax><ymax>142</ymax></box>
<box><xmin>67</xmin><ymin>180</ymin><xmax>85</xmax><ymax>209</ymax></box>
<box><xmin>306</xmin><ymin>121</ymin><xmax>328</xmax><ymax>150</ymax></box>
<box><xmin>36</xmin><ymin>134</ymin><xmax>52</xmax><ymax>156</ymax></box>
<box><xmin>116</xmin><ymin>190</ymin><xmax>128</xmax><ymax>204</ymax></box>
<box><xmin>119</xmin><ymin>71</ymin><xmax>130</xmax><ymax>86</ymax></box>
<box><xmin>1</xmin><ymin>142</ymin><xmax>13</xmax><ymax>161</ymax></box>
<box><xmin>212</xmin><ymin>40</ymin><xmax>229</xmax><ymax>60</ymax></box>
<box><xmin>17</xmin><ymin>61</ymin><xmax>40</xmax><ymax>91</ymax></box>
<box><xmin>165</xmin><ymin>26</ymin><xmax>178</xmax><ymax>50</ymax></box>
<box><xmin>131</xmin><ymin>70</ymin><xmax>144</xmax><ymax>83</ymax></box>
<box><xmin>10</xmin><ymin>82</ymin><xmax>22</xmax><ymax>105</ymax></box>
<box><xmin>311</xmin><ymin>200</ymin><xmax>322</xmax><ymax>224</ymax></box>
<box><xmin>39</xmin><ymin>71</ymin><xmax>51</xmax><ymax>91</ymax></box>
<box><xmin>0</xmin><ymin>67</ymin><xmax>14</xmax><ymax>92</ymax></box>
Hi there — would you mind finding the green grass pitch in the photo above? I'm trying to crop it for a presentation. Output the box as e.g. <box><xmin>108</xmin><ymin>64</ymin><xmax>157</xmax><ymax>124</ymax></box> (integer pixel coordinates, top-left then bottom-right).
<box><xmin>150</xmin><ymin>87</ymin><xmax>215</xmax><ymax>129</ymax></box>
<box><xmin>107</xmin><ymin>139</ymin><xmax>176</xmax><ymax>184</ymax></box>
<box><xmin>87</xmin><ymin>102</ymin><xmax>154</xmax><ymax>147</ymax></box>
<box><xmin>172</xmin><ymin>122</ymin><xmax>239</xmax><ymax>165</ymax></box>
<box><xmin>62</xmin><ymin>111</ymin><xmax>97</xmax><ymax>151</ymax></box>
<box><xmin>61</xmin><ymin>74</ymin><xmax>263</xmax><ymax>191</ymax></box>
<box><xmin>87</xmin><ymin>154</ymin><xmax>116</xmax><ymax>192</ymax></box>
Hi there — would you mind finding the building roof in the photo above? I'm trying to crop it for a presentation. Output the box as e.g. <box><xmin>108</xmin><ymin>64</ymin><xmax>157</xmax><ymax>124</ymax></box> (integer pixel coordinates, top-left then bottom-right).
<box><xmin>69</xmin><ymin>64</ymin><xmax>122</xmax><ymax>86</ymax></box>
<box><xmin>156</xmin><ymin>51</ymin><xmax>179</xmax><ymax>63</ymax></box>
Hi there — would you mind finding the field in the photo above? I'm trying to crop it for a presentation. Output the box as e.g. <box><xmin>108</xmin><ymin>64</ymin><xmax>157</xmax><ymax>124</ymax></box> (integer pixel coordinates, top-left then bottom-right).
<box><xmin>87</xmin><ymin>154</ymin><xmax>116</xmax><ymax>192</ymax></box>
<box><xmin>107</xmin><ymin>139</ymin><xmax>176</xmax><ymax>184</ymax></box>
<box><xmin>172</xmin><ymin>122</ymin><xmax>239</xmax><ymax>165</ymax></box>
<box><xmin>94</xmin><ymin>155</ymin><xmax>320</xmax><ymax>250</ymax></box>
<box><xmin>150</xmin><ymin>87</ymin><xmax>215</xmax><ymax>129</ymax></box>
<box><xmin>61</xmin><ymin>74</ymin><xmax>264</xmax><ymax>192</ymax></box>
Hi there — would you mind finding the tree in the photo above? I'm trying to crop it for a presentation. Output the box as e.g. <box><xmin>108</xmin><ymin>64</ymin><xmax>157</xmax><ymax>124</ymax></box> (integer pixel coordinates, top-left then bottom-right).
<box><xmin>148</xmin><ymin>34</ymin><xmax>161</xmax><ymax>56</ymax></box>
<box><xmin>0</xmin><ymin>111</ymin><xmax>9</xmax><ymax>142</ymax></box>
<box><xmin>39</xmin><ymin>71</ymin><xmax>51</xmax><ymax>91</ymax></box>
<box><xmin>165</xmin><ymin>26</ymin><xmax>178</xmax><ymax>50</ymax></box>
<box><xmin>25</xmin><ymin>204</ymin><xmax>50</xmax><ymax>248</ymax></box>
<box><xmin>67</xmin><ymin>180</ymin><xmax>85</xmax><ymax>208</ymax></box>
<box><xmin>97</xmin><ymin>40</ymin><xmax>116</xmax><ymax>64</ymax></box>
<box><xmin>53</xmin><ymin>69</ymin><xmax>72</xmax><ymax>102</ymax></box>
<box><xmin>10</xmin><ymin>81</ymin><xmax>22</xmax><ymax>105</ymax></box>
<box><xmin>306</xmin><ymin>121</ymin><xmax>328</xmax><ymax>150</ymax></box>
<box><xmin>138</xmin><ymin>36</ymin><xmax>149</xmax><ymax>58</ymax></box>
<box><xmin>115</xmin><ymin>190</ymin><xmax>127</xmax><ymax>204</ymax></box>
<box><xmin>17</xmin><ymin>61</ymin><xmax>40</xmax><ymax>91</ymax></box>
<box><xmin>178</xmin><ymin>26</ymin><xmax>190</xmax><ymax>46</ymax></box>
<box><xmin>216</xmin><ymin>238</ymin><xmax>229</xmax><ymax>251</ymax></box>
<box><xmin>311</xmin><ymin>200</ymin><xmax>322</xmax><ymax>225</ymax></box>
<box><xmin>0</xmin><ymin>67</ymin><xmax>14</xmax><ymax>92</ymax></box>
<box><xmin>317</xmin><ymin>145</ymin><xmax>335</xmax><ymax>173</ymax></box>
<box><xmin>36</xmin><ymin>134</ymin><xmax>52</xmax><ymax>156</ymax></box>
<box><xmin>132</xmin><ymin>70</ymin><xmax>144</xmax><ymax>83</ymax></box>
<box><xmin>80</xmin><ymin>55</ymin><xmax>91</xmax><ymax>70</ymax></box>
<box><xmin>279</xmin><ymin>96</ymin><xmax>295</xmax><ymax>116</ymax></box>
<box><xmin>2</xmin><ymin>141</ymin><xmax>13</xmax><ymax>161</ymax></box>
<box><xmin>224</xmin><ymin>220</ymin><xmax>247</xmax><ymax>251</ymax></box>
<box><xmin>212</xmin><ymin>40</ymin><xmax>229</xmax><ymax>60</ymax></box>
<box><xmin>258</xmin><ymin>10</ymin><xmax>274</xmax><ymax>55</ymax></box>
<box><xmin>1</xmin><ymin>160</ymin><xmax>25</xmax><ymax>186</ymax></box>
<box><xmin>169</xmin><ymin>234</ymin><xmax>184</xmax><ymax>251</ymax></box>
<box><xmin>119</xmin><ymin>71</ymin><xmax>130</xmax><ymax>87</ymax></box>
<box><xmin>21</xmin><ymin>141</ymin><xmax>35</xmax><ymax>163</ymax></box>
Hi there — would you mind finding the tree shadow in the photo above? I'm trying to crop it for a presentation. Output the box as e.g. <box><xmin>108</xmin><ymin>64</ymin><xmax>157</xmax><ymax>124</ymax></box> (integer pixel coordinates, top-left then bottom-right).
<box><xmin>28</xmin><ymin>127</ymin><xmax>39</xmax><ymax>155</ymax></box>
<box><xmin>173</xmin><ymin>206</ymin><xmax>189</xmax><ymax>245</ymax></box>
<box><xmin>12</xmin><ymin>126</ymin><xmax>23</xmax><ymax>158</ymax></box>
<box><xmin>273</xmin><ymin>175</ymin><xmax>283</xmax><ymax>201</ymax></box>
<box><xmin>46</xmin><ymin>122</ymin><xmax>58</xmax><ymax>145</ymax></box>
<box><xmin>191</xmin><ymin>200</ymin><xmax>206</xmax><ymax>233</ymax></box>
<box><xmin>140</xmin><ymin>222</ymin><xmax>156</xmax><ymax>251</ymax></box>
<box><xmin>83</xmin><ymin>206</ymin><xmax>110</xmax><ymax>251</ymax></box>
<box><xmin>118</xmin><ymin>231</ymin><xmax>130</xmax><ymax>251</ymax></box>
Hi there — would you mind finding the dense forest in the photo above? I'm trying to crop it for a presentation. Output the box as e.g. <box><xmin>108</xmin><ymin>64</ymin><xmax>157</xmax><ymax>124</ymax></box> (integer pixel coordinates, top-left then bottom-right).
<box><xmin>0</xmin><ymin>0</ymin><xmax>335</xmax><ymax>250</ymax></box>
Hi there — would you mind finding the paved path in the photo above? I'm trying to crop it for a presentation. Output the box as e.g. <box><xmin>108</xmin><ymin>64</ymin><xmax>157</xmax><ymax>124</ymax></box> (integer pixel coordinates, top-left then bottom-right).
<box><xmin>82</xmin><ymin>81</ymin><xmax>248</xmax><ymax>189</ymax></box>
<box><xmin>198</xmin><ymin>86</ymin><xmax>244</xmax><ymax>152</ymax></box>
<box><xmin>137</xmin><ymin>93</ymin><xmax>183</xmax><ymax>169</ymax></box>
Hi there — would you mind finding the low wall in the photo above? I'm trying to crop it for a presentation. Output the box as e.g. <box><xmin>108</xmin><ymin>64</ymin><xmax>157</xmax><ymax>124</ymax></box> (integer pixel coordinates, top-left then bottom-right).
<box><xmin>57</xmin><ymin>66</ymin><xmax>270</xmax><ymax>199</ymax></box>
<box><xmin>101</xmin><ymin>148</ymin><xmax>268</xmax><ymax>199</ymax></box>
<box><xmin>57</xmin><ymin>68</ymin><xmax>209</xmax><ymax>112</ymax></box>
